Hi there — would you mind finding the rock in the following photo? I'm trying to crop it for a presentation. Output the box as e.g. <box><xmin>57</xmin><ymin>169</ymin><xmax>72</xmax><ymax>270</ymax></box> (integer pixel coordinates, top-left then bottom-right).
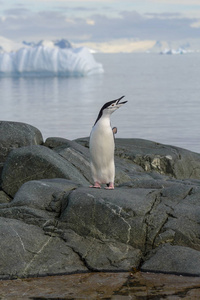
<box><xmin>63</xmin><ymin>230</ymin><xmax>141</xmax><ymax>271</ymax></box>
<box><xmin>56</xmin><ymin>187</ymin><xmax>158</xmax><ymax>271</ymax></box>
<box><xmin>59</xmin><ymin>187</ymin><xmax>158</xmax><ymax>250</ymax></box>
<box><xmin>11</xmin><ymin>178</ymin><xmax>79</xmax><ymax>212</ymax></box>
<box><xmin>54</xmin><ymin>143</ymin><xmax>92</xmax><ymax>183</ymax></box>
<box><xmin>1</xmin><ymin>170</ymin><xmax>200</xmax><ymax>277</ymax></box>
<box><xmin>0</xmin><ymin>205</ymin><xmax>54</xmax><ymax>228</ymax></box>
<box><xmin>1</xmin><ymin>145</ymin><xmax>89</xmax><ymax>197</ymax></box>
<box><xmin>44</xmin><ymin>137</ymin><xmax>72</xmax><ymax>149</ymax></box>
<box><xmin>0</xmin><ymin>134</ymin><xmax>200</xmax><ymax>278</ymax></box>
<box><xmin>141</xmin><ymin>244</ymin><xmax>200</xmax><ymax>276</ymax></box>
<box><xmin>114</xmin><ymin>138</ymin><xmax>200</xmax><ymax>180</ymax></box>
<box><xmin>0</xmin><ymin>190</ymin><xmax>11</xmax><ymax>204</ymax></box>
<box><xmin>45</xmin><ymin>137</ymin><xmax>90</xmax><ymax>158</ymax></box>
<box><xmin>114</xmin><ymin>168</ymin><xmax>132</xmax><ymax>185</ymax></box>
<box><xmin>0</xmin><ymin>218</ymin><xmax>87</xmax><ymax>279</ymax></box>
<box><xmin>75</xmin><ymin>137</ymin><xmax>89</xmax><ymax>148</ymax></box>
<box><xmin>0</xmin><ymin>121</ymin><xmax>43</xmax><ymax>175</ymax></box>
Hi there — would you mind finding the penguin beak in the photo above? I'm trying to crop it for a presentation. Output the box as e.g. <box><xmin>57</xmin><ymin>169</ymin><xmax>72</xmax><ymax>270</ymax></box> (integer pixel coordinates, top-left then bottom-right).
<box><xmin>116</xmin><ymin>96</ymin><xmax>127</xmax><ymax>107</ymax></box>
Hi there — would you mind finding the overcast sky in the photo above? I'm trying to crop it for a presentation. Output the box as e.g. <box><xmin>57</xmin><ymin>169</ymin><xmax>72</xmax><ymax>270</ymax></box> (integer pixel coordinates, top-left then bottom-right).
<box><xmin>1</xmin><ymin>0</ymin><xmax>200</xmax><ymax>43</ymax></box>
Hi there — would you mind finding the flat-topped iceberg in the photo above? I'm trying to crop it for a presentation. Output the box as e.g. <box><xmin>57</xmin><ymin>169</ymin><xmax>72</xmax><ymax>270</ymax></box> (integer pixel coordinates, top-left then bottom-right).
<box><xmin>0</xmin><ymin>45</ymin><xmax>104</xmax><ymax>77</ymax></box>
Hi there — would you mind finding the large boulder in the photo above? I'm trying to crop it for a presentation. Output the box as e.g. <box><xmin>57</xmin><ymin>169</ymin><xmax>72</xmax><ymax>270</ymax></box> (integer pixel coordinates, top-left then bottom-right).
<box><xmin>1</xmin><ymin>145</ymin><xmax>89</xmax><ymax>197</ymax></box>
<box><xmin>10</xmin><ymin>178</ymin><xmax>79</xmax><ymax>212</ymax></box>
<box><xmin>0</xmin><ymin>217</ymin><xmax>87</xmax><ymax>279</ymax></box>
<box><xmin>141</xmin><ymin>244</ymin><xmax>200</xmax><ymax>276</ymax></box>
<box><xmin>46</xmin><ymin>137</ymin><xmax>92</xmax><ymax>184</ymax></box>
<box><xmin>0</xmin><ymin>121</ymin><xmax>43</xmax><ymax>174</ymax></box>
<box><xmin>44</xmin><ymin>137</ymin><xmax>90</xmax><ymax>159</ymax></box>
<box><xmin>59</xmin><ymin>187</ymin><xmax>158</xmax><ymax>250</ymax></box>
<box><xmin>115</xmin><ymin>138</ymin><xmax>200</xmax><ymax>180</ymax></box>
<box><xmin>62</xmin><ymin>229</ymin><xmax>142</xmax><ymax>271</ymax></box>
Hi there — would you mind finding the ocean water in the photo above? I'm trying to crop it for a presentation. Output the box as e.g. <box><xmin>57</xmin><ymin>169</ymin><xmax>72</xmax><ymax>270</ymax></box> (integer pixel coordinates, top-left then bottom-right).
<box><xmin>0</xmin><ymin>52</ymin><xmax>200</xmax><ymax>153</ymax></box>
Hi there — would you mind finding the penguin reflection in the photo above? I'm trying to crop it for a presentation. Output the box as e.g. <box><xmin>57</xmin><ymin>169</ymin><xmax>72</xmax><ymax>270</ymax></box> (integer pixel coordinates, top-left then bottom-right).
<box><xmin>89</xmin><ymin>96</ymin><xmax>127</xmax><ymax>189</ymax></box>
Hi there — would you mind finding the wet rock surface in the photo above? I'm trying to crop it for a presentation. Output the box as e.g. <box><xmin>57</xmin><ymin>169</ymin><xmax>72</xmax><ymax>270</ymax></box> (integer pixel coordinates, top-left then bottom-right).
<box><xmin>0</xmin><ymin>121</ymin><xmax>200</xmax><ymax>279</ymax></box>
<box><xmin>0</xmin><ymin>272</ymin><xmax>199</xmax><ymax>299</ymax></box>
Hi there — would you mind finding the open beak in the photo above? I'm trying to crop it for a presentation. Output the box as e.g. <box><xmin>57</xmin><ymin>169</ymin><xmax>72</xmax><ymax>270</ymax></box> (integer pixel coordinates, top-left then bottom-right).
<box><xmin>116</xmin><ymin>96</ymin><xmax>127</xmax><ymax>107</ymax></box>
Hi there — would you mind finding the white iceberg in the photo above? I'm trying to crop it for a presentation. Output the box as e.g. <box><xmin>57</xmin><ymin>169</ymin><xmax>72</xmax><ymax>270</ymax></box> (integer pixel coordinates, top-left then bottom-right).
<box><xmin>0</xmin><ymin>45</ymin><xmax>104</xmax><ymax>77</ymax></box>
<box><xmin>160</xmin><ymin>48</ymin><xmax>187</xmax><ymax>55</ymax></box>
<box><xmin>0</xmin><ymin>36</ymin><xmax>23</xmax><ymax>52</ymax></box>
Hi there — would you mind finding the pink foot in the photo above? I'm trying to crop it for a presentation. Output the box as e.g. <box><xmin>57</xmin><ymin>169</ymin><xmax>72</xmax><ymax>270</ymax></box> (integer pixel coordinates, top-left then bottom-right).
<box><xmin>90</xmin><ymin>182</ymin><xmax>101</xmax><ymax>188</ymax></box>
<box><xmin>105</xmin><ymin>182</ymin><xmax>114</xmax><ymax>190</ymax></box>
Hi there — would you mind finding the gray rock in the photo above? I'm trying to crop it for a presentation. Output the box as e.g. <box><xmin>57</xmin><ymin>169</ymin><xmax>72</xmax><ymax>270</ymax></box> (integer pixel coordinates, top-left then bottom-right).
<box><xmin>11</xmin><ymin>178</ymin><xmax>79</xmax><ymax>212</ymax></box>
<box><xmin>59</xmin><ymin>187</ymin><xmax>159</xmax><ymax>252</ymax></box>
<box><xmin>63</xmin><ymin>229</ymin><xmax>142</xmax><ymax>271</ymax></box>
<box><xmin>45</xmin><ymin>137</ymin><xmax>90</xmax><ymax>158</ymax></box>
<box><xmin>0</xmin><ymin>190</ymin><xmax>11</xmax><ymax>204</ymax></box>
<box><xmin>74</xmin><ymin>137</ymin><xmax>89</xmax><ymax>148</ymax></box>
<box><xmin>0</xmin><ymin>217</ymin><xmax>87</xmax><ymax>279</ymax></box>
<box><xmin>0</xmin><ymin>121</ymin><xmax>43</xmax><ymax>174</ymax></box>
<box><xmin>1</xmin><ymin>145</ymin><xmax>89</xmax><ymax>197</ymax></box>
<box><xmin>0</xmin><ymin>179</ymin><xmax>79</xmax><ymax>227</ymax></box>
<box><xmin>24</xmin><ymin>236</ymin><xmax>88</xmax><ymax>278</ymax></box>
<box><xmin>55</xmin><ymin>145</ymin><xmax>92</xmax><ymax>183</ymax></box>
<box><xmin>0</xmin><ymin>205</ymin><xmax>54</xmax><ymax>227</ymax></box>
<box><xmin>58</xmin><ymin>182</ymin><xmax>200</xmax><ymax>276</ymax></box>
<box><xmin>44</xmin><ymin>137</ymin><xmax>73</xmax><ymax>149</ymax></box>
<box><xmin>115</xmin><ymin>138</ymin><xmax>200</xmax><ymax>180</ymax></box>
<box><xmin>0</xmin><ymin>135</ymin><xmax>200</xmax><ymax>278</ymax></box>
<box><xmin>141</xmin><ymin>244</ymin><xmax>200</xmax><ymax>276</ymax></box>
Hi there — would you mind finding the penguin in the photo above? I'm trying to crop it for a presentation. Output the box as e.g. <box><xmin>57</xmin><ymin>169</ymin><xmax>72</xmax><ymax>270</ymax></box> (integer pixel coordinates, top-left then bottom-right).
<box><xmin>89</xmin><ymin>96</ymin><xmax>127</xmax><ymax>189</ymax></box>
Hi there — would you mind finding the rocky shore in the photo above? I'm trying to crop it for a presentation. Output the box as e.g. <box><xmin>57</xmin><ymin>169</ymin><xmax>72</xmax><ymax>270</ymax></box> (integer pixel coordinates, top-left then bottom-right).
<box><xmin>0</xmin><ymin>121</ymin><xmax>200</xmax><ymax>279</ymax></box>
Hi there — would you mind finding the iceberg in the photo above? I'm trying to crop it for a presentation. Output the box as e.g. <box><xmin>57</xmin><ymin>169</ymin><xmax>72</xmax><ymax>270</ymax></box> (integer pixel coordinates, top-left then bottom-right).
<box><xmin>0</xmin><ymin>45</ymin><xmax>104</xmax><ymax>77</ymax></box>
<box><xmin>160</xmin><ymin>48</ymin><xmax>187</xmax><ymax>55</ymax></box>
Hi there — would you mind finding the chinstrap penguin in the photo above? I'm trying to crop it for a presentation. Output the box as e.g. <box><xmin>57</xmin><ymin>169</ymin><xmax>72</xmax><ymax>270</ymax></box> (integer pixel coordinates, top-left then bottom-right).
<box><xmin>89</xmin><ymin>96</ymin><xmax>127</xmax><ymax>189</ymax></box>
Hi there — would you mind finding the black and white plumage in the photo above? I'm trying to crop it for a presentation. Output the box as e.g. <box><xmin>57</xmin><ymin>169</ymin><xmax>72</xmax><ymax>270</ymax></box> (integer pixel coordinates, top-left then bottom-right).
<box><xmin>89</xmin><ymin>96</ymin><xmax>127</xmax><ymax>189</ymax></box>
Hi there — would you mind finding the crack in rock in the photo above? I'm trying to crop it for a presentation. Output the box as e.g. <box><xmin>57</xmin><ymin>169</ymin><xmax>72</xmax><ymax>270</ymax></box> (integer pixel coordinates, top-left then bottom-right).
<box><xmin>9</xmin><ymin>224</ymin><xmax>26</xmax><ymax>253</ymax></box>
<box><xmin>22</xmin><ymin>236</ymin><xmax>52</xmax><ymax>277</ymax></box>
<box><xmin>103</xmin><ymin>202</ymin><xmax>132</xmax><ymax>253</ymax></box>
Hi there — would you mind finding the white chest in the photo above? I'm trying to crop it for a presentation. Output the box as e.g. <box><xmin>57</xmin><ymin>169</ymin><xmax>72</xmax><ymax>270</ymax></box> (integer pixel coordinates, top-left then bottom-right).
<box><xmin>90</xmin><ymin>118</ymin><xmax>115</xmax><ymax>158</ymax></box>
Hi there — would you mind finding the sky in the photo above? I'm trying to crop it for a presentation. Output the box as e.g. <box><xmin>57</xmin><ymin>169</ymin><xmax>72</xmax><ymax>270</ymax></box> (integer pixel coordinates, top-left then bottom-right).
<box><xmin>0</xmin><ymin>0</ymin><xmax>200</xmax><ymax>45</ymax></box>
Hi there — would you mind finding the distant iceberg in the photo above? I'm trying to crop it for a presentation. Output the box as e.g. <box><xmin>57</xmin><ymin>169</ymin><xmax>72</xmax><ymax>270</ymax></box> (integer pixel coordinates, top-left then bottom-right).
<box><xmin>0</xmin><ymin>44</ymin><xmax>104</xmax><ymax>77</ymax></box>
<box><xmin>160</xmin><ymin>48</ymin><xmax>187</xmax><ymax>55</ymax></box>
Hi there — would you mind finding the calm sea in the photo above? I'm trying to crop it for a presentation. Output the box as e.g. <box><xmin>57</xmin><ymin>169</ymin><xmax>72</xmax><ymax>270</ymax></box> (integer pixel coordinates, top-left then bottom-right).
<box><xmin>1</xmin><ymin>53</ymin><xmax>200</xmax><ymax>153</ymax></box>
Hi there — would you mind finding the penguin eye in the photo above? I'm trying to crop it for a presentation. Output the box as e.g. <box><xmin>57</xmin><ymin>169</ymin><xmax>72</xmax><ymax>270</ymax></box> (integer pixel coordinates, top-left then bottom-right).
<box><xmin>111</xmin><ymin>104</ymin><xmax>115</xmax><ymax>106</ymax></box>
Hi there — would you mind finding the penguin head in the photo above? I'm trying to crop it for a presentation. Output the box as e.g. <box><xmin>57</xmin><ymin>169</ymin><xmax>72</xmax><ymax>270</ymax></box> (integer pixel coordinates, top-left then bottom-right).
<box><xmin>104</xmin><ymin>96</ymin><xmax>127</xmax><ymax>112</ymax></box>
<box><xmin>94</xmin><ymin>96</ymin><xmax>127</xmax><ymax>125</ymax></box>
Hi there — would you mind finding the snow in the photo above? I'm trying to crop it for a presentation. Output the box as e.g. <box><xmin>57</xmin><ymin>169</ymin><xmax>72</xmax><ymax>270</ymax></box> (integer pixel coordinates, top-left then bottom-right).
<box><xmin>0</xmin><ymin>37</ymin><xmax>104</xmax><ymax>77</ymax></box>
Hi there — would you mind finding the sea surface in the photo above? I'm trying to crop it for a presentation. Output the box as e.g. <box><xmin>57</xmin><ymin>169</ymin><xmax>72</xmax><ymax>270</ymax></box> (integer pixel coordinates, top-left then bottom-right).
<box><xmin>1</xmin><ymin>52</ymin><xmax>200</xmax><ymax>153</ymax></box>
